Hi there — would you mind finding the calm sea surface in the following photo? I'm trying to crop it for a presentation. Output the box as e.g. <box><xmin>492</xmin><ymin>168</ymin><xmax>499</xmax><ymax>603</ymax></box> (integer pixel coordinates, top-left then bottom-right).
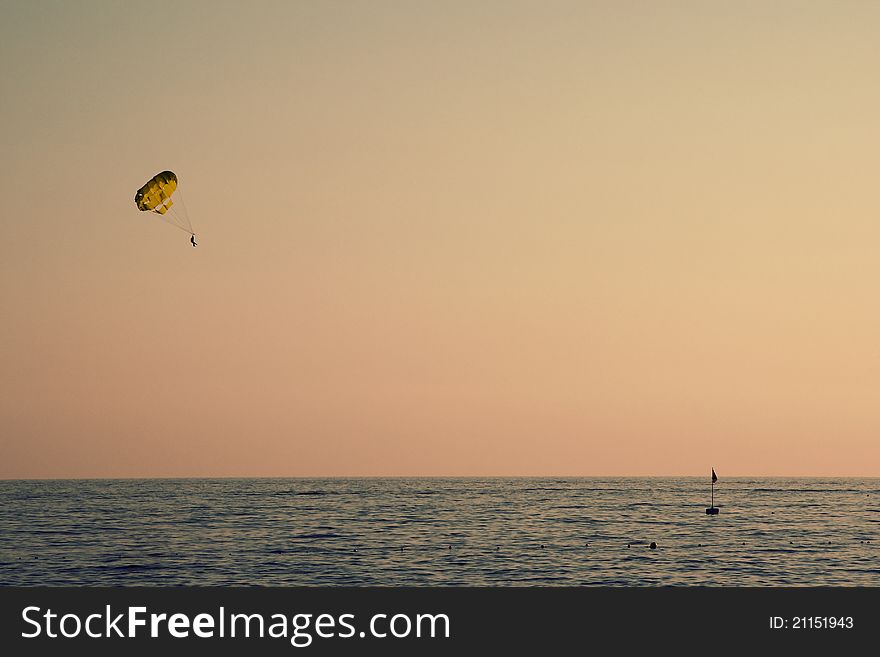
<box><xmin>0</xmin><ymin>478</ymin><xmax>877</xmax><ymax>586</ymax></box>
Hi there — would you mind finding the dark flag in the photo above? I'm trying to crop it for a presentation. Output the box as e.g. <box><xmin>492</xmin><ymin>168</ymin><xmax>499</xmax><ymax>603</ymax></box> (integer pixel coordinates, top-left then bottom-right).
<box><xmin>712</xmin><ymin>468</ymin><xmax>718</xmax><ymax>483</ymax></box>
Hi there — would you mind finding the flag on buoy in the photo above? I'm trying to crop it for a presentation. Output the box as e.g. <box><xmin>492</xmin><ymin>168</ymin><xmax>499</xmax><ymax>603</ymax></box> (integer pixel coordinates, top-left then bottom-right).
<box><xmin>706</xmin><ymin>468</ymin><xmax>720</xmax><ymax>514</ymax></box>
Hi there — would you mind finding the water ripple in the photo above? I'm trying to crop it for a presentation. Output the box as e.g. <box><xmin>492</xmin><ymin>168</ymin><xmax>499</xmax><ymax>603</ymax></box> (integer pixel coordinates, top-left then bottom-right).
<box><xmin>0</xmin><ymin>477</ymin><xmax>877</xmax><ymax>586</ymax></box>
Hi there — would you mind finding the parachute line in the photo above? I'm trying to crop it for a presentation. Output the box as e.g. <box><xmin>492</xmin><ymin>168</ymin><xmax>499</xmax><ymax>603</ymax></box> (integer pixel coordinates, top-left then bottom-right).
<box><xmin>172</xmin><ymin>185</ymin><xmax>195</xmax><ymax>235</ymax></box>
<box><xmin>152</xmin><ymin>210</ymin><xmax>193</xmax><ymax>233</ymax></box>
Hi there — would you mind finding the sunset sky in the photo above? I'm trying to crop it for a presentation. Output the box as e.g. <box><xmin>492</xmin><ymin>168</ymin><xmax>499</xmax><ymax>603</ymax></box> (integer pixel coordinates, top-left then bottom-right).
<box><xmin>3</xmin><ymin>1</ymin><xmax>880</xmax><ymax>478</ymax></box>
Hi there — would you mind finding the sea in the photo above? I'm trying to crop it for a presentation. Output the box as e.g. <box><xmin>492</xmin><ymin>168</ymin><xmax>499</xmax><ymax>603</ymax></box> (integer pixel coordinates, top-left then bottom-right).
<box><xmin>0</xmin><ymin>478</ymin><xmax>877</xmax><ymax>586</ymax></box>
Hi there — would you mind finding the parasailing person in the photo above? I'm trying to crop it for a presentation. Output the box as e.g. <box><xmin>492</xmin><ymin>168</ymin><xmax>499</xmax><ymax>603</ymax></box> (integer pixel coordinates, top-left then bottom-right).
<box><xmin>133</xmin><ymin>170</ymin><xmax>196</xmax><ymax>245</ymax></box>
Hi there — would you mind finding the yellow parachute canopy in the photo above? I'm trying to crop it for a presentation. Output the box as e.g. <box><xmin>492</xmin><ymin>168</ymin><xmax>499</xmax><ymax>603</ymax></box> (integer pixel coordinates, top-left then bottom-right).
<box><xmin>134</xmin><ymin>170</ymin><xmax>192</xmax><ymax>234</ymax></box>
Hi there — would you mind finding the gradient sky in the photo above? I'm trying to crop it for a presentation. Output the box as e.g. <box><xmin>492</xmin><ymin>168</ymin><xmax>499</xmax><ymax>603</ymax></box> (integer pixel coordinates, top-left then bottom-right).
<box><xmin>2</xmin><ymin>0</ymin><xmax>880</xmax><ymax>478</ymax></box>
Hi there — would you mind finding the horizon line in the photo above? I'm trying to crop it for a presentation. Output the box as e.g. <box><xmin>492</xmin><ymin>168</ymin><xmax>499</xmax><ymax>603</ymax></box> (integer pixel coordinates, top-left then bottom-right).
<box><xmin>2</xmin><ymin>474</ymin><xmax>879</xmax><ymax>482</ymax></box>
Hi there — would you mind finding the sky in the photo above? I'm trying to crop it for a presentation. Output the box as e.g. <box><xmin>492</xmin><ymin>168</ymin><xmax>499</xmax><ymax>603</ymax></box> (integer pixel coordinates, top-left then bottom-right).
<box><xmin>2</xmin><ymin>0</ymin><xmax>880</xmax><ymax>478</ymax></box>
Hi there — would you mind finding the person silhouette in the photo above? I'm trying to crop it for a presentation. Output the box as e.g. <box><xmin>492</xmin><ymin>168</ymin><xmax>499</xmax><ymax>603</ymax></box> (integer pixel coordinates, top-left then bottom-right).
<box><xmin>190</xmin><ymin>234</ymin><xmax>197</xmax><ymax>247</ymax></box>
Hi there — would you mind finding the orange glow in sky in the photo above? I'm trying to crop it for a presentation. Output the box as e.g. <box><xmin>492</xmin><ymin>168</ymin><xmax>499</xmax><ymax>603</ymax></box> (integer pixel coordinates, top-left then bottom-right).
<box><xmin>2</xmin><ymin>1</ymin><xmax>880</xmax><ymax>477</ymax></box>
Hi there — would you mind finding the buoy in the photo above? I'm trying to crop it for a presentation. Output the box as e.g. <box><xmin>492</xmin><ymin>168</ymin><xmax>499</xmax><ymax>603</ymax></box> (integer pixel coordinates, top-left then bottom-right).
<box><xmin>649</xmin><ymin>542</ymin><xmax>657</xmax><ymax>550</ymax></box>
<box><xmin>705</xmin><ymin>468</ymin><xmax>719</xmax><ymax>514</ymax></box>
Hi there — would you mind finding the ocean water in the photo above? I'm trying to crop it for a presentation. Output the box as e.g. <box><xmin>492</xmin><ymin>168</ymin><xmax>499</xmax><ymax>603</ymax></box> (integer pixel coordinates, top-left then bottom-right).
<box><xmin>0</xmin><ymin>478</ymin><xmax>877</xmax><ymax>586</ymax></box>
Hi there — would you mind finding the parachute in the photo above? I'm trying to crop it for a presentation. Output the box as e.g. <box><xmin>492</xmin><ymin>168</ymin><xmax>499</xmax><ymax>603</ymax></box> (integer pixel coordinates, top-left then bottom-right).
<box><xmin>134</xmin><ymin>170</ymin><xmax>193</xmax><ymax>235</ymax></box>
